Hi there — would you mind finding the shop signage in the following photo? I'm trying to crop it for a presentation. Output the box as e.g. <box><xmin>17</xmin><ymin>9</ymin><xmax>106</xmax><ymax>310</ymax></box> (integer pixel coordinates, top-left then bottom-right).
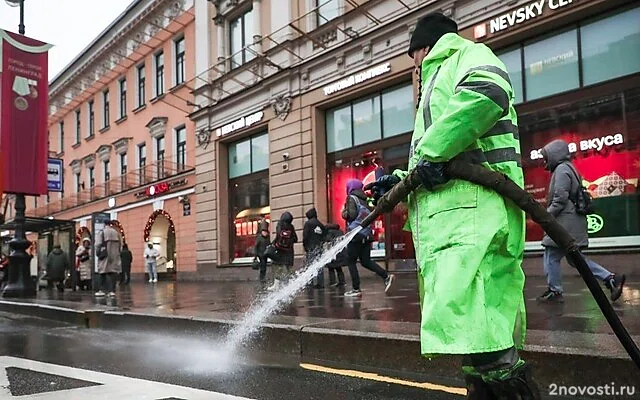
<box><xmin>587</xmin><ymin>214</ymin><xmax>604</xmax><ymax>234</ymax></box>
<box><xmin>474</xmin><ymin>0</ymin><xmax>574</xmax><ymax>39</ymax></box>
<box><xmin>323</xmin><ymin>63</ymin><xmax>391</xmax><ymax>96</ymax></box>
<box><xmin>215</xmin><ymin>111</ymin><xmax>264</xmax><ymax>137</ymax></box>
<box><xmin>530</xmin><ymin>133</ymin><xmax>624</xmax><ymax>160</ymax></box>
<box><xmin>134</xmin><ymin>178</ymin><xmax>188</xmax><ymax>199</ymax></box>
<box><xmin>182</xmin><ymin>200</ymin><xmax>191</xmax><ymax>216</ymax></box>
<box><xmin>47</xmin><ymin>158</ymin><xmax>63</xmax><ymax>192</ymax></box>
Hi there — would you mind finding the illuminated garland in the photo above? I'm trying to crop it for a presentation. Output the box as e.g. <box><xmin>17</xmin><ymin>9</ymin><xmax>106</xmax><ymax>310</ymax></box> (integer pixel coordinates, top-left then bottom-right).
<box><xmin>74</xmin><ymin>227</ymin><xmax>91</xmax><ymax>246</ymax></box>
<box><xmin>143</xmin><ymin>209</ymin><xmax>176</xmax><ymax>242</ymax></box>
<box><xmin>109</xmin><ymin>220</ymin><xmax>126</xmax><ymax>243</ymax></box>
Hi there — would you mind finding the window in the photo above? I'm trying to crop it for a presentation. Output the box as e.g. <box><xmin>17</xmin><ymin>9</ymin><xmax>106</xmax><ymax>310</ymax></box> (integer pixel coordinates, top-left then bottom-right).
<box><xmin>88</xmin><ymin>167</ymin><xmax>95</xmax><ymax>188</ymax></box>
<box><xmin>230</xmin><ymin>174</ymin><xmax>269</xmax><ymax>262</ymax></box>
<box><xmin>228</xmin><ymin>132</ymin><xmax>268</xmax><ymax>179</ymax></box>
<box><xmin>103</xmin><ymin>90</ymin><xmax>110</xmax><ymax>128</ymax></box>
<box><xmin>524</xmin><ymin>29</ymin><xmax>579</xmax><ymax>101</ymax></box>
<box><xmin>580</xmin><ymin>7</ymin><xmax>640</xmax><ymax>86</ymax></box>
<box><xmin>120</xmin><ymin>153</ymin><xmax>127</xmax><ymax>176</ymax></box>
<box><xmin>326</xmin><ymin>83</ymin><xmax>415</xmax><ymax>153</ymax></box>
<box><xmin>316</xmin><ymin>0</ymin><xmax>340</xmax><ymax>27</ymax></box>
<box><xmin>75</xmin><ymin>110</ymin><xmax>81</xmax><ymax>144</ymax></box>
<box><xmin>176</xmin><ymin>126</ymin><xmax>187</xmax><ymax>170</ymax></box>
<box><xmin>229</xmin><ymin>8</ymin><xmax>255</xmax><ymax>68</ymax></box>
<box><xmin>137</xmin><ymin>64</ymin><xmax>146</xmax><ymax>107</ymax></box>
<box><xmin>175</xmin><ymin>36</ymin><xmax>185</xmax><ymax>85</ymax></box>
<box><xmin>74</xmin><ymin>173</ymin><xmax>81</xmax><ymax>193</ymax></box>
<box><xmin>59</xmin><ymin>122</ymin><xmax>64</xmax><ymax>152</ymax></box>
<box><xmin>88</xmin><ymin>100</ymin><xmax>95</xmax><ymax>136</ymax></box>
<box><xmin>520</xmin><ymin>87</ymin><xmax>640</xmax><ymax>248</ymax></box>
<box><xmin>119</xmin><ymin>78</ymin><xmax>127</xmax><ymax>118</ymax></box>
<box><xmin>103</xmin><ymin>160</ymin><xmax>110</xmax><ymax>182</ymax></box>
<box><xmin>156</xmin><ymin>135</ymin><xmax>165</xmax><ymax>178</ymax></box>
<box><xmin>138</xmin><ymin>143</ymin><xmax>146</xmax><ymax>184</ymax></box>
<box><xmin>497</xmin><ymin>47</ymin><xmax>524</xmax><ymax>104</ymax></box>
<box><xmin>155</xmin><ymin>52</ymin><xmax>164</xmax><ymax>96</ymax></box>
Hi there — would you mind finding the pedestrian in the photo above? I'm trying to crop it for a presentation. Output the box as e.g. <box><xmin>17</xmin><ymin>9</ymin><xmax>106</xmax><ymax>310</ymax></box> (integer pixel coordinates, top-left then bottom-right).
<box><xmin>302</xmin><ymin>207</ymin><xmax>327</xmax><ymax>288</ymax></box>
<box><xmin>365</xmin><ymin>12</ymin><xmax>540</xmax><ymax>398</ymax></box>
<box><xmin>120</xmin><ymin>242</ymin><xmax>133</xmax><ymax>285</ymax></box>
<box><xmin>144</xmin><ymin>243</ymin><xmax>159</xmax><ymax>283</ymax></box>
<box><xmin>75</xmin><ymin>238</ymin><xmax>93</xmax><ymax>291</ymax></box>
<box><xmin>323</xmin><ymin>223</ymin><xmax>346</xmax><ymax>287</ymax></box>
<box><xmin>46</xmin><ymin>244</ymin><xmax>69</xmax><ymax>292</ymax></box>
<box><xmin>341</xmin><ymin>179</ymin><xmax>394</xmax><ymax>297</ymax></box>
<box><xmin>268</xmin><ymin>211</ymin><xmax>298</xmax><ymax>291</ymax></box>
<box><xmin>0</xmin><ymin>253</ymin><xmax>9</xmax><ymax>290</ymax></box>
<box><xmin>253</xmin><ymin>221</ymin><xmax>270</xmax><ymax>283</ymax></box>
<box><xmin>537</xmin><ymin>139</ymin><xmax>626</xmax><ymax>303</ymax></box>
<box><xmin>95</xmin><ymin>221</ymin><xmax>122</xmax><ymax>297</ymax></box>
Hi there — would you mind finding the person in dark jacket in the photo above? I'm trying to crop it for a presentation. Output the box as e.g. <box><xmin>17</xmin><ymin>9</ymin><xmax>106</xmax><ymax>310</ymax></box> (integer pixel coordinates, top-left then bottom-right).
<box><xmin>342</xmin><ymin>179</ymin><xmax>394</xmax><ymax>297</ymax></box>
<box><xmin>254</xmin><ymin>221</ymin><xmax>271</xmax><ymax>283</ymax></box>
<box><xmin>46</xmin><ymin>244</ymin><xmax>70</xmax><ymax>292</ymax></box>
<box><xmin>120</xmin><ymin>243</ymin><xmax>133</xmax><ymax>285</ymax></box>
<box><xmin>538</xmin><ymin>139</ymin><xmax>626</xmax><ymax>303</ymax></box>
<box><xmin>303</xmin><ymin>207</ymin><xmax>327</xmax><ymax>288</ymax></box>
<box><xmin>323</xmin><ymin>223</ymin><xmax>346</xmax><ymax>287</ymax></box>
<box><xmin>268</xmin><ymin>211</ymin><xmax>298</xmax><ymax>291</ymax></box>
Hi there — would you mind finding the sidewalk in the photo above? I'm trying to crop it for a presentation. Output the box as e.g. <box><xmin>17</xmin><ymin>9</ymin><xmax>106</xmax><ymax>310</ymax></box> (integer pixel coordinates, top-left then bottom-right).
<box><xmin>1</xmin><ymin>273</ymin><xmax>639</xmax><ymax>391</ymax></box>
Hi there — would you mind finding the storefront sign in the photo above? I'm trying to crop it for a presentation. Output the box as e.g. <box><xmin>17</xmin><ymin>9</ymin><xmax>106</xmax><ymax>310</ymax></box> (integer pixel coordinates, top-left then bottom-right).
<box><xmin>323</xmin><ymin>63</ymin><xmax>391</xmax><ymax>96</ymax></box>
<box><xmin>587</xmin><ymin>214</ymin><xmax>604</xmax><ymax>234</ymax></box>
<box><xmin>0</xmin><ymin>29</ymin><xmax>53</xmax><ymax>195</ymax></box>
<box><xmin>530</xmin><ymin>133</ymin><xmax>624</xmax><ymax>160</ymax></box>
<box><xmin>134</xmin><ymin>178</ymin><xmax>188</xmax><ymax>199</ymax></box>
<box><xmin>474</xmin><ymin>0</ymin><xmax>574</xmax><ymax>39</ymax></box>
<box><xmin>215</xmin><ymin>111</ymin><xmax>264</xmax><ymax>137</ymax></box>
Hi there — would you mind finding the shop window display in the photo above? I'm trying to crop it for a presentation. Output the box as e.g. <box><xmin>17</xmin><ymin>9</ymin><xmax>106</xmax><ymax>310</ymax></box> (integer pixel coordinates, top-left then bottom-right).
<box><xmin>520</xmin><ymin>88</ymin><xmax>640</xmax><ymax>248</ymax></box>
<box><xmin>230</xmin><ymin>174</ymin><xmax>270</xmax><ymax>262</ymax></box>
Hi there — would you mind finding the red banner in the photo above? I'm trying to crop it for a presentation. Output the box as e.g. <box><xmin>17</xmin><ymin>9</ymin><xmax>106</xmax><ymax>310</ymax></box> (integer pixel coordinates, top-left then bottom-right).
<box><xmin>0</xmin><ymin>29</ymin><xmax>52</xmax><ymax>195</ymax></box>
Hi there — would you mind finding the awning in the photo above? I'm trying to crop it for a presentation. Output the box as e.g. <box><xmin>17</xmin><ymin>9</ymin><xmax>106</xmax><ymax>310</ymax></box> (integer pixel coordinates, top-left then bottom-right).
<box><xmin>0</xmin><ymin>217</ymin><xmax>76</xmax><ymax>234</ymax></box>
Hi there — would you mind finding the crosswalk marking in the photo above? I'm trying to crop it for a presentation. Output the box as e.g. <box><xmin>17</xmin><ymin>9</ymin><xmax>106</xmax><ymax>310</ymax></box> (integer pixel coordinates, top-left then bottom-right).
<box><xmin>0</xmin><ymin>357</ymin><xmax>253</xmax><ymax>399</ymax></box>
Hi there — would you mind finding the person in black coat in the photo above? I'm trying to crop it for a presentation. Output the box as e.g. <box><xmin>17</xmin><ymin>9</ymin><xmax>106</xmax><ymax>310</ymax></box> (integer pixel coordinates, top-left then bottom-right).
<box><xmin>303</xmin><ymin>208</ymin><xmax>327</xmax><ymax>288</ymax></box>
<box><xmin>269</xmin><ymin>211</ymin><xmax>298</xmax><ymax>291</ymax></box>
<box><xmin>323</xmin><ymin>223</ymin><xmax>346</xmax><ymax>287</ymax></box>
<box><xmin>46</xmin><ymin>245</ymin><xmax>70</xmax><ymax>292</ymax></box>
<box><xmin>254</xmin><ymin>221</ymin><xmax>271</xmax><ymax>283</ymax></box>
<box><xmin>120</xmin><ymin>243</ymin><xmax>133</xmax><ymax>285</ymax></box>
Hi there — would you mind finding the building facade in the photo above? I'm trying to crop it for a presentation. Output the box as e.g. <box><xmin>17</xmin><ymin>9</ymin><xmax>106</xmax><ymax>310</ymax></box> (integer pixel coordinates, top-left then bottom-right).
<box><xmin>189</xmin><ymin>0</ymin><xmax>640</xmax><ymax>280</ymax></box>
<box><xmin>25</xmin><ymin>0</ymin><xmax>198</xmax><ymax>279</ymax></box>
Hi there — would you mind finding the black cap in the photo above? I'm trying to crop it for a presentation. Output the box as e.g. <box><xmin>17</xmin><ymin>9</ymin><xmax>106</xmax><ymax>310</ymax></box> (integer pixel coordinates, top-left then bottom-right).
<box><xmin>408</xmin><ymin>12</ymin><xmax>458</xmax><ymax>57</ymax></box>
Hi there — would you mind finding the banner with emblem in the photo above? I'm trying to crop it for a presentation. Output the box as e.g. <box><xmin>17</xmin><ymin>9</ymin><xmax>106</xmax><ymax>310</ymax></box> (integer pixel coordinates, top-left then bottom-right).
<box><xmin>0</xmin><ymin>29</ymin><xmax>53</xmax><ymax>195</ymax></box>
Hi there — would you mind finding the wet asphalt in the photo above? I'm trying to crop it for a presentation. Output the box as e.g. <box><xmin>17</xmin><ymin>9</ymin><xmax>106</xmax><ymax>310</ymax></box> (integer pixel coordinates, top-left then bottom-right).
<box><xmin>0</xmin><ymin>312</ymin><xmax>464</xmax><ymax>400</ymax></box>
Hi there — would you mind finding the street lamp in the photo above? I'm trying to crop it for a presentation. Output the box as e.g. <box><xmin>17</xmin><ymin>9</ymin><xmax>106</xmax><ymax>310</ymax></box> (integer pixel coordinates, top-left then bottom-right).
<box><xmin>2</xmin><ymin>0</ymin><xmax>34</xmax><ymax>298</ymax></box>
<box><xmin>4</xmin><ymin>0</ymin><xmax>25</xmax><ymax>35</ymax></box>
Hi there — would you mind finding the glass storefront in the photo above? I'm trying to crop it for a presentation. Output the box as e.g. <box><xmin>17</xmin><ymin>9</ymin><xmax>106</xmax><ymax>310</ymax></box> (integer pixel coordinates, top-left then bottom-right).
<box><xmin>497</xmin><ymin>5</ymin><xmax>640</xmax><ymax>104</ymax></box>
<box><xmin>521</xmin><ymin>87</ymin><xmax>640</xmax><ymax>248</ymax></box>
<box><xmin>325</xmin><ymin>83</ymin><xmax>415</xmax><ymax>260</ymax></box>
<box><xmin>228</xmin><ymin>131</ymin><xmax>269</xmax><ymax>262</ymax></box>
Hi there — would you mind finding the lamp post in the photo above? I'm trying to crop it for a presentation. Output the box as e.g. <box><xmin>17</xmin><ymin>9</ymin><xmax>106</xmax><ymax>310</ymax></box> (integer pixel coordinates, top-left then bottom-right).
<box><xmin>2</xmin><ymin>0</ymin><xmax>35</xmax><ymax>298</ymax></box>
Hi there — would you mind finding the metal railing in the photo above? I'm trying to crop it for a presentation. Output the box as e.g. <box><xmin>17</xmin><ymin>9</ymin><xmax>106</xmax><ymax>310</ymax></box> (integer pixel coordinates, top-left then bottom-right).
<box><xmin>28</xmin><ymin>160</ymin><xmax>193</xmax><ymax>218</ymax></box>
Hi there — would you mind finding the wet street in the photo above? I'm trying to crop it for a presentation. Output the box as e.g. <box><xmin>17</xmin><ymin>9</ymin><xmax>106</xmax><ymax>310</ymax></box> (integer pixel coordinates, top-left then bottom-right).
<box><xmin>0</xmin><ymin>312</ymin><xmax>466</xmax><ymax>399</ymax></box>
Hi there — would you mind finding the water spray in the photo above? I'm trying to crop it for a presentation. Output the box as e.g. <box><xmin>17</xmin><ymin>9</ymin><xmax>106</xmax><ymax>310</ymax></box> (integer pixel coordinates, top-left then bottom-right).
<box><xmin>360</xmin><ymin>159</ymin><xmax>640</xmax><ymax>369</ymax></box>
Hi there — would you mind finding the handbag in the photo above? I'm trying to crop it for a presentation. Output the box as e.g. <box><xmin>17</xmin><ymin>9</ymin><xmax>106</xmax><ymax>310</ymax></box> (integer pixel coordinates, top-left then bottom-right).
<box><xmin>567</xmin><ymin>163</ymin><xmax>594</xmax><ymax>215</ymax></box>
<box><xmin>251</xmin><ymin>258</ymin><xmax>260</xmax><ymax>270</ymax></box>
<box><xmin>97</xmin><ymin>230</ymin><xmax>108</xmax><ymax>260</ymax></box>
<box><xmin>78</xmin><ymin>251</ymin><xmax>90</xmax><ymax>262</ymax></box>
<box><xmin>264</xmin><ymin>244</ymin><xmax>278</xmax><ymax>261</ymax></box>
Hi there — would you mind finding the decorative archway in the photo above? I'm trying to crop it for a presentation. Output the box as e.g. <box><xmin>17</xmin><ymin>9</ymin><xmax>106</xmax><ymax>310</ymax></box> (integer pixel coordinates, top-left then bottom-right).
<box><xmin>144</xmin><ymin>210</ymin><xmax>175</xmax><ymax>242</ymax></box>
<box><xmin>109</xmin><ymin>220</ymin><xmax>126</xmax><ymax>244</ymax></box>
<box><xmin>74</xmin><ymin>227</ymin><xmax>91</xmax><ymax>246</ymax></box>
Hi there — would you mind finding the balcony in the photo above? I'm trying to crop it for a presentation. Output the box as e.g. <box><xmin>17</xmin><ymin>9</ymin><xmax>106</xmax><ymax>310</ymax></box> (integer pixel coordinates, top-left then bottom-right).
<box><xmin>28</xmin><ymin>160</ymin><xmax>193</xmax><ymax>218</ymax></box>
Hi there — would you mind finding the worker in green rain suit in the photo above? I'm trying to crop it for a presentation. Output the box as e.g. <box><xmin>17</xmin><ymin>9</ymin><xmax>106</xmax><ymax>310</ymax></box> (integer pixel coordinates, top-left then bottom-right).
<box><xmin>366</xmin><ymin>13</ymin><xmax>540</xmax><ymax>400</ymax></box>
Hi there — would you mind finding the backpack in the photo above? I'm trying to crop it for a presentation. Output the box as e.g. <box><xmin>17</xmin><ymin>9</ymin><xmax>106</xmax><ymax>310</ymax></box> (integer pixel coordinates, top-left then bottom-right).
<box><xmin>274</xmin><ymin>225</ymin><xmax>295</xmax><ymax>251</ymax></box>
<box><xmin>567</xmin><ymin>163</ymin><xmax>594</xmax><ymax>215</ymax></box>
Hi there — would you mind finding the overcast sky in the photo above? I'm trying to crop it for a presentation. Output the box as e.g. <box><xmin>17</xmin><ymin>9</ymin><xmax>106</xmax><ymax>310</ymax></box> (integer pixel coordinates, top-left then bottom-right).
<box><xmin>0</xmin><ymin>0</ymin><xmax>134</xmax><ymax>81</ymax></box>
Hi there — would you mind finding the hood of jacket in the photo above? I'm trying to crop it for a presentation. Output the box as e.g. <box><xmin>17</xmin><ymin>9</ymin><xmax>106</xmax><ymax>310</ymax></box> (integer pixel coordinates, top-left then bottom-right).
<box><xmin>305</xmin><ymin>208</ymin><xmax>317</xmax><ymax>220</ymax></box>
<box><xmin>542</xmin><ymin>139</ymin><xmax>570</xmax><ymax>171</ymax></box>
<box><xmin>346</xmin><ymin>179</ymin><xmax>363</xmax><ymax>195</ymax></box>
<box><xmin>349</xmin><ymin>189</ymin><xmax>368</xmax><ymax>202</ymax></box>
<box><xmin>280</xmin><ymin>211</ymin><xmax>293</xmax><ymax>224</ymax></box>
<box><xmin>420</xmin><ymin>32</ymin><xmax>472</xmax><ymax>81</ymax></box>
<box><xmin>52</xmin><ymin>247</ymin><xmax>63</xmax><ymax>255</ymax></box>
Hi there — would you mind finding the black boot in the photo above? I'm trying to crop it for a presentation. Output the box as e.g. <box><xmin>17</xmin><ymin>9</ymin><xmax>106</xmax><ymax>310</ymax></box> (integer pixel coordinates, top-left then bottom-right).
<box><xmin>606</xmin><ymin>274</ymin><xmax>626</xmax><ymax>302</ymax></box>
<box><xmin>465</xmin><ymin>375</ymin><xmax>497</xmax><ymax>400</ymax></box>
<box><xmin>483</xmin><ymin>361</ymin><xmax>541</xmax><ymax>400</ymax></box>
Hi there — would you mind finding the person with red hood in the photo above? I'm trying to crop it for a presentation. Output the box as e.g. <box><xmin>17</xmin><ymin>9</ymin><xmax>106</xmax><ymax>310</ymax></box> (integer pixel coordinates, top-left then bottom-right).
<box><xmin>341</xmin><ymin>179</ymin><xmax>394</xmax><ymax>297</ymax></box>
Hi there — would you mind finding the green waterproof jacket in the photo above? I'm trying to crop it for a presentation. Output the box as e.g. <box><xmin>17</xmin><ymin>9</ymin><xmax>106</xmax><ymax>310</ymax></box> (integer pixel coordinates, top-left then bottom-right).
<box><xmin>394</xmin><ymin>33</ymin><xmax>527</xmax><ymax>356</ymax></box>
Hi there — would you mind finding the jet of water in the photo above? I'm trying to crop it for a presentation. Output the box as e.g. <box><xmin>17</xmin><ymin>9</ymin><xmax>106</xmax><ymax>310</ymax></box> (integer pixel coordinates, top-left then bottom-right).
<box><xmin>221</xmin><ymin>227</ymin><xmax>362</xmax><ymax>355</ymax></box>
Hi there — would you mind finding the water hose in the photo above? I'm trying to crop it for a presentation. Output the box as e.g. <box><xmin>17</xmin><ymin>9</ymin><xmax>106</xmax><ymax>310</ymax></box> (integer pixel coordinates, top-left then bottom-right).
<box><xmin>360</xmin><ymin>158</ymin><xmax>640</xmax><ymax>369</ymax></box>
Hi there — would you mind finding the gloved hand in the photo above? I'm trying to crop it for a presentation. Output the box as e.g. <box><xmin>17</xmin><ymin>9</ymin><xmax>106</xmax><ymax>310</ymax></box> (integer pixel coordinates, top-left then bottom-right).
<box><xmin>415</xmin><ymin>159</ymin><xmax>449</xmax><ymax>191</ymax></box>
<box><xmin>364</xmin><ymin>175</ymin><xmax>401</xmax><ymax>204</ymax></box>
